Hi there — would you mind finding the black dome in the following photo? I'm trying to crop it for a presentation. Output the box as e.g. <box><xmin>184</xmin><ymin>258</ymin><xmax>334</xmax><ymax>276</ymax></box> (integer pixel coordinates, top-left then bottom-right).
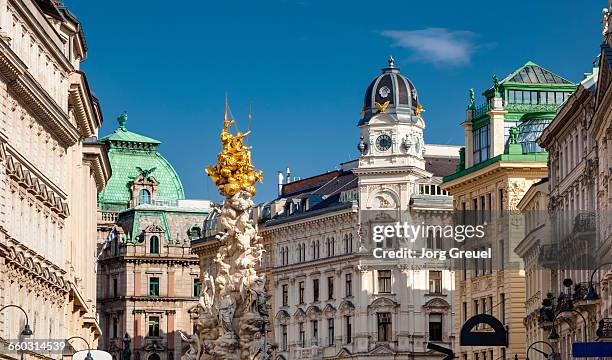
<box><xmin>360</xmin><ymin>56</ymin><xmax>420</xmax><ymax>125</ymax></box>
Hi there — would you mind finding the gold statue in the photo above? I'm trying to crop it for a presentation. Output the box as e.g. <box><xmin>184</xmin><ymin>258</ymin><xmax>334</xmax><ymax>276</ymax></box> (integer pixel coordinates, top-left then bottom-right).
<box><xmin>416</xmin><ymin>103</ymin><xmax>424</xmax><ymax>117</ymax></box>
<box><xmin>375</xmin><ymin>100</ymin><xmax>390</xmax><ymax>113</ymax></box>
<box><xmin>205</xmin><ymin>103</ymin><xmax>263</xmax><ymax>197</ymax></box>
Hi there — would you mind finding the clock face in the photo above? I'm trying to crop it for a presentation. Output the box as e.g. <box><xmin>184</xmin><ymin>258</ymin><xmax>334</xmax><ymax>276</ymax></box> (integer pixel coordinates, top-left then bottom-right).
<box><xmin>376</xmin><ymin>134</ymin><xmax>392</xmax><ymax>151</ymax></box>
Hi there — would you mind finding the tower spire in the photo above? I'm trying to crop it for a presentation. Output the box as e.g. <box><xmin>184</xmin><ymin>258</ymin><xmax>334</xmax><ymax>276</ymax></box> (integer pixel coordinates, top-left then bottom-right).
<box><xmin>388</xmin><ymin>54</ymin><xmax>396</xmax><ymax>68</ymax></box>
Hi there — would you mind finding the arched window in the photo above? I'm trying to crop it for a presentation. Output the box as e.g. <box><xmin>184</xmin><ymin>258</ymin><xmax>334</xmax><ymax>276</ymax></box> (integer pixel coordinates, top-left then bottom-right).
<box><xmin>280</xmin><ymin>247</ymin><xmax>285</xmax><ymax>266</ymax></box>
<box><xmin>316</xmin><ymin>240</ymin><xmax>320</xmax><ymax>259</ymax></box>
<box><xmin>344</xmin><ymin>234</ymin><xmax>349</xmax><ymax>253</ymax></box>
<box><xmin>285</xmin><ymin>246</ymin><xmax>289</xmax><ymax>264</ymax></box>
<box><xmin>139</xmin><ymin>189</ymin><xmax>151</xmax><ymax>205</ymax></box>
<box><xmin>349</xmin><ymin>234</ymin><xmax>353</xmax><ymax>253</ymax></box>
<box><xmin>150</xmin><ymin>236</ymin><xmax>159</xmax><ymax>254</ymax></box>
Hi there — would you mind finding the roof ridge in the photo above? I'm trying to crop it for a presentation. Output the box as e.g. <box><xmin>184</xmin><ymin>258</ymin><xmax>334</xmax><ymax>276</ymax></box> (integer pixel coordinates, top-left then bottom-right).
<box><xmin>500</xmin><ymin>60</ymin><xmax>573</xmax><ymax>85</ymax></box>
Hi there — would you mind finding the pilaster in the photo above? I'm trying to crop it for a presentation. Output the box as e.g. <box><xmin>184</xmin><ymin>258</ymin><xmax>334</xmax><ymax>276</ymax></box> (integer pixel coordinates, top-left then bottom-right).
<box><xmin>488</xmin><ymin>97</ymin><xmax>507</xmax><ymax>158</ymax></box>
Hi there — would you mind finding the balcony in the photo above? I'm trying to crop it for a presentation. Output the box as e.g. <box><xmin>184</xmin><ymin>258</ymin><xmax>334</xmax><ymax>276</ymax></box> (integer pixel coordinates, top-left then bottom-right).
<box><xmin>473</xmin><ymin>102</ymin><xmax>491</xmax><ymax>119</ymax></box>
<box><xmin>573</xmin><ymin>212</ymin><xmax>596</xmax><ymax>234</ymax></box>
<box><xmin>97</xmin><ymin>210</ymin><xmax>118</xmax><ymax>224</ymax></box>
<box><xmin>538</xmin><ymin>244</ymin><xmax>558</xmax><ymax>268</ymax></box>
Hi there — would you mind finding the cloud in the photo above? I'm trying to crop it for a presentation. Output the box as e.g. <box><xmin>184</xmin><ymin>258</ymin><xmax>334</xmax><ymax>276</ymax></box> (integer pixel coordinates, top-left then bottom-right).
<box><xmin>380</xmin><ymin>28</ymin><xmax>479</xmax><ymax>67</ymax></box>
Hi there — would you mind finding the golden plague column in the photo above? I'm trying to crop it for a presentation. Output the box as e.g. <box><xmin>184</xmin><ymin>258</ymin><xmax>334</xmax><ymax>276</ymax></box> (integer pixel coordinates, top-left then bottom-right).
<box><xmin>185</xmin><ymin>106</ymin><xmax>273</xmax><ymax>360</ymax></box>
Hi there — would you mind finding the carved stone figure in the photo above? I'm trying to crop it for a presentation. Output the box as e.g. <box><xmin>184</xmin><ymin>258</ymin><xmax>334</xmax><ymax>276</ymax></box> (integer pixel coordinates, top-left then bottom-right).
<box><xmin>179</xmin><ymin>331</ymin><xmax>201</xmax><ymax>360</ymax></box>
<box><xmin>180</xmin><ymin>106</ymin><xmax>274</xmax><ymax>360</ymax></box>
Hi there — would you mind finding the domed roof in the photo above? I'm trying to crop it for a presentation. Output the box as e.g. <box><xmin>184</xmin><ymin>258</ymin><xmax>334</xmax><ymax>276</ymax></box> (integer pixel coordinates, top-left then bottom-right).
<box><xmin>97</xmin><ymin>113</ymin><xmax>185</xmax><ymax>211</ymax></box>
<box><xmin>360</xmin><ymin>56</ymin><xmax>421</xmax><ymax>125</ymax></box>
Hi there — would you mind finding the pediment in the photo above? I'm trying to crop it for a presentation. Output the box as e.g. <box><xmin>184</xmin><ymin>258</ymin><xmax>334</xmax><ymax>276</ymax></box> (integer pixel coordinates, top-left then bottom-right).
<box><xmin>339</xmin><ymin>300</ymin><xmax>355</xmax><ymax>314</ymax></box>
<box><xmin>145</xmin><ymin>224</ymin><xmax>164</xmax><ymax>233</ymax></box>
<box><xmin>369</xmin><ymin>344</ymin><xmax>394</xmax><ymax>355</ymax></box>
<box><xmin>369</xmin><ymin>296</ymin><xmax>399</xmax><ymax>310</ymax></box>
<box><xmin>424</xmin><ymin>297</ymin><xmax>451</xmax><ymax>310</ymax></box>
<box><xmin>335</xmin><ymin>347</ymin><xmax>352</xmax><ymax>358</ymax></box>
<box><xmin>323</xmin><ymin>304</ymin><xmax>337</xmax><ymax>317</ymax></box>
<box><xmin>294</xmin><ymin>308</ymin><xmax>306</xmax><ymax>320</ymax></box>
<box><xmin>275</xmin><ymin>310</ymin><xmax>290</xmax><ymax>320</ymax></box>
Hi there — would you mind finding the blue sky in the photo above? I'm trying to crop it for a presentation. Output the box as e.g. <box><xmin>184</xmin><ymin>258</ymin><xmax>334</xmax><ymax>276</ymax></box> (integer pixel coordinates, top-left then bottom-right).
<box><xmin>67</xmin><ymin>0</ymin><xmax>604</xmax><ymax>202</ymax></box>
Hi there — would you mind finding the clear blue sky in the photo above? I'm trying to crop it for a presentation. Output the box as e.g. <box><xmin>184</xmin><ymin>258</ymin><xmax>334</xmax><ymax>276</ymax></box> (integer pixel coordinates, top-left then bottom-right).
<box><xmin>67</xmin><ymin>0</ymin><xmax>604</xmax><ymax>202</ymax></box>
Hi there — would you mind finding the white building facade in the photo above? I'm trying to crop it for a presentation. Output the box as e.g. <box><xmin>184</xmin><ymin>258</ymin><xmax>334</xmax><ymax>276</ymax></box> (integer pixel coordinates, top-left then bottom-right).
<box><xmin>261</xmin><ymin>58</ymin><xmax>459</xmax><ymax>360</ymax></box>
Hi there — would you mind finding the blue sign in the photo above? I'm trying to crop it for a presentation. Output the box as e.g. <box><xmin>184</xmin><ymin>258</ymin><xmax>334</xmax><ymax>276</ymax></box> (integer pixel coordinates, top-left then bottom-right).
<box><xmin>572</xmin><ymin>342</ymin><xmax>612</xmax><ymax>357</ymax></box>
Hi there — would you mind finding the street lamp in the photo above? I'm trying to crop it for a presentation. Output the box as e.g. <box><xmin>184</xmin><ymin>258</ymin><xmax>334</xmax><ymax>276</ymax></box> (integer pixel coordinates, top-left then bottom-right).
<box><xmin>0</xmin><ymin>305</ymin><xmax>33</xmax><ymax>336</ymax></box>
<box><xmin>584</xmin><ymin>262</ymin><xmax>612</xmax><ymax>301</ymax></box>
<box><xmin>526</xmin><ymin>340</ymin><xmax>559</xmax><ymax>360</ymax></box>
<box><xmin>548</xmin><ymin>309</ymin><xmax>588</xmax><ymax>343</ymax></box>
<box><xmin>67</xmin><ymin>336</ymin><xmax>94</xmax><ymax>360</ymax></box>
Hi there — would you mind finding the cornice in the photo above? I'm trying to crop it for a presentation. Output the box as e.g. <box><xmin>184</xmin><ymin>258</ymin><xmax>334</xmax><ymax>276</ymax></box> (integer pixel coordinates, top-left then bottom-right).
<box><xmin>83</xmin><ymin>142</ymin><xmax>111</xmax><ymax>191</ymax></box>
<box><xmin>1</xmin><ymin>142</ymin><xmax>70</xmax><ymax>218</ymax></box>
<box><xmin>0</xmin><ymin>38</ymin><xmax>79</xmax><ymax>147</ymax></box>
<box><xmin>69</xmin><ymin>71</ymin><xmax>101</xmax><ymax>137</ymax></box>
<box><xmin>261</xmin><ymin>207</ymin><xmax>357</xmax><ymax>234</ymax></box>
<box><xmin>9</xmin><ymin>0</ymin><xmax>72</xmax><ymax>71</ymax></box>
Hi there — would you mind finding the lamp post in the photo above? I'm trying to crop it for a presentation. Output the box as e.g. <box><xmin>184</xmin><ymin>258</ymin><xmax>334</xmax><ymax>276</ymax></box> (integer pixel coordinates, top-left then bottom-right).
<box><xmin>584</xmin><ymin>262</ymin><xmax>612</xmax><ymax>301</ymax></box>
<box><xmin>526</xmin><ymin>341</ymin><xmax>559</xmax><ymax>360</ymax></box>
<box><xmin>0</xmin><ymin>304</ymin><xmax>33</xmax><ymax>336</ymax></box>
<box><xmin>67</xmin><ymin>336</ymin><xmax>94</xmax><ymax>360</ymax></box>
<box><xmin>548</xmin><ymin>309</ymin><xmax>589</xmax><ymax>343</ymax></box>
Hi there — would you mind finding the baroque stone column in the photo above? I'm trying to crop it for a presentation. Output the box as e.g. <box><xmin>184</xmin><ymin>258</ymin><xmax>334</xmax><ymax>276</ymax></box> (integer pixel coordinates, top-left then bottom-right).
<box><xmin>180</xmin><ymin>107</ymin><xmax>274</xmax><ymax>360</ymax></box>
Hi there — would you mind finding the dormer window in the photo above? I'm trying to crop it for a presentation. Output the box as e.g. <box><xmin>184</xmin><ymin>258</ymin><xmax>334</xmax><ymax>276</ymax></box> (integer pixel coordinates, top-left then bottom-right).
<box><xmin>139</xmin><ymin>189</ymin><xmax>151</xmax><ymax>205</ymax></box>
<box><xmin>149</xmin><ymin>235</ymin><xmax>159</xmax><ymax>254</ymax></box>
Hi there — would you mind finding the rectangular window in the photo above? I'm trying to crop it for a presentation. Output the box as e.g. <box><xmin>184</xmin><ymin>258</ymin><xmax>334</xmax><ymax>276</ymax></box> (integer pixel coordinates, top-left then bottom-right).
<box><xmin>429</xmin><ymin>314</ymin><xmax>443</xmax><ymax>341</ymax></box>
<box><xmin>328</xmin><ymin>318</ymin><xmax>335</xmax><ymax>345</ymax></box>
<box><xmin>463</xmin><ymin>302</ymin><xmax>467</xmax><ymax>322</ymax></box>
<box><xmin>327</xmin><ymin>276</ymin><xmax>334</xmax><ymax>300</ymax></box>
<box><xmin>473</xmin><ymin>300</ymin><xmax>479</xmax><ymax>315</ymax></box>
<box><xmin>488</xmin><ymin>296</ymin><xmax>493</xmax><ymax>315</ymax></box>
<box><xmin>429</xmin><ymin>270</ymin><xmax>442</xmax><ymax>294</ymax></box>
<box><xmin>298</xmin><ymin>281</ymin><xmax>305</xmax><ymax>304</ymax></box>
<box><xmin>193</xmin><ymin>279</ymin><xmax>201</xmax><ymax>298</ymax></box>
<box><xmin>148</xmin><ymin>316</ymin><xmax>160</xmax><ymax>337</ymax></box>
<box><xmin>312</xmin><ymin>320</ymin><xmax>319</xmax><ymax>345</ymax></box>
<box><xmin>112</xmin><ymin>278</ymin><xmax>118</xmax><ymax>297</ymax></box>
<box><xmin>508</xmin><ymin>90</ymin><xmax>515</xmax><ymax>103</ymax></box>
<box><xmin>112</xmin><ymin>317</ymin><xmax>118</xmax><ymax>338</ymax></box>
<box><xmin>377</xmin><ymin>312</ymin><xmax>392</xmax><ymax>342</ymax></box>
<box><xmin>149</xmin><ymin>277</ymin><xmax>159</xmax><ymax>297</ymax></box>
<box><xmin>313</xmin><ymin>279</ymin><xmax>320</xmax><ymax>302</ymax></box>
<box><xmin>378</xmin><ymin>270</ymin><xmax>392</xmax><ymax>293</ymax></box>
<box><xmin>282</xmin><ymin>284</ymin><xmax>288</xmax><ymax>306</ymax></box>
<box><xmin>345</xmin><ymin>273</ymin><xmax>352</xmax><ymax>297</ymax></box>
<box><xmin>500</xmin><ymin>293</ymin><xmax>506</xmax><ymax>323</ymax></box>
<box><xmin>345</xmin><ymin>316</ymin><xmax>352</xmax><ymax>344</ymax></box>
<box><xmin>281</xmin><ymin>325</ymin><xmax>288</xmax><ymax>351</ymax></box>
<box><xmin>299</xmin><ymin>322</ymin><xmax>305</xmax><ymax>347</ymax></box>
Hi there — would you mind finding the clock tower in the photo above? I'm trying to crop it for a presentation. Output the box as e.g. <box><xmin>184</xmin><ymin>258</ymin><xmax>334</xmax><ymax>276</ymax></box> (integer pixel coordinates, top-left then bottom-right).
<box><xmin>354</xmin><ymin>56</ymin><xmax>432</xmax><ymax>211</ymax></box>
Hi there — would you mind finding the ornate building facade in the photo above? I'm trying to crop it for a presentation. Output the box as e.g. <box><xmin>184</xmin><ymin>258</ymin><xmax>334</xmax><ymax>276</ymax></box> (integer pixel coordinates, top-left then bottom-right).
<box><xmin>441</xmin><ymin>62</ymin><xmax>577</xmax><ymax>360</ymax></box>
<box><xmin>96</xmin><ymin>115</ymin><xmax>212</xmax><ymax>360</ymax></box>
<box><xmin>0</xmin><ymin>0</ymin><xmax>110</xmax><ymax>356</ymax></box>
<box><xmin>258</xmin><ymin>58</ymin><xmax>460</xmax><ymax>359</ymax></box>
<box><xmin>532</xmin><ymin>65</ymin><xmax>598</xmax><ymax>359</ymax></box>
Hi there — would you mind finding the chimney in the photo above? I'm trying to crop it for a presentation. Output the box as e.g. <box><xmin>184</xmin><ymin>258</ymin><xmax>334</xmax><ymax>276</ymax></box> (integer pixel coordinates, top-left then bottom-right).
<box><xmin>286</xmin><ymin>167</ymin><xmax>291</xmax><ymax>184</ymax></box>
<box><xmin>277</xmin><ymin>171</ymin><xmax>284</xmax><ymax>196</ymax></box>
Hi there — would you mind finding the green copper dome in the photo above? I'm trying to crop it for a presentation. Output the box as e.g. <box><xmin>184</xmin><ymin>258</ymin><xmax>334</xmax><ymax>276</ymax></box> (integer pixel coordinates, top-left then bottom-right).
<box><xmin>97</xmin><ymin>113</ymin><xmax>185</xmax><ymax>211</ymax></box>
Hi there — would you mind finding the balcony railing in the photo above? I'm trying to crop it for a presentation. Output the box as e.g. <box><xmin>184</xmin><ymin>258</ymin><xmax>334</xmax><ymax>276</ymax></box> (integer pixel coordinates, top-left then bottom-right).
<box><xmin>538</xmin><ymin>244</ymin><xmax>558</xmax><ymax>268</ymax></box>
<box><xmin>137</xmin><ymin>199</ymin><xmax>178</xmax><ymax>207</ymax></box>
<box><xmin>97</xmin><ymin>210</ymin><xmax>119</xmax><ymax>223</ymax></box>
<box><xmin>505</xmin><ymin>103</ymin><xmax>559</xmax><ymax>113</ymax></box>
<box><xmin>573</xmin><ymin>212</ymin><xmax>596</xmax><ymax>233</ymax></box>
<box><xmin>473</xmin><ymin>102</ymin><xmax>491</xmax><ymax>119</ymax></box>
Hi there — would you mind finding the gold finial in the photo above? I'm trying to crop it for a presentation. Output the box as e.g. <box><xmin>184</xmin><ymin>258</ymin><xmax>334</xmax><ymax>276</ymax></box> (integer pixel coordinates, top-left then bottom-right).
<box><xmin>205</xmin><ymin>99</ymin><xmax>263</xmax><ymax>197</ymax></box>
<box><xmin>416</xmin><ymin>103</ymin><xmax>425</xmax><ymax>117</ymax></box>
